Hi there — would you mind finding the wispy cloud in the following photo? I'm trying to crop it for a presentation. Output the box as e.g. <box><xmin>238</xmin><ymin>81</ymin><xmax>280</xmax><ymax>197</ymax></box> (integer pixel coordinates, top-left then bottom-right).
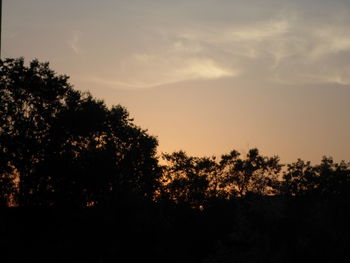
<box><xmin>176</xmin><ymin>58</ymin><xmax>237</xmax><ymax>80</ymax></box>
<box><xmin>67</xmin><ymin>31</ymin><xmax>82</xmax><ymax>55</ymax></box>
<box><xmin>89</xmin><ymin>57</ymin><xmax>237</xmax><ymax>89</ymax></box>
<box><xmin>73</xmin><ymin>0</ymin><xmax>350</xmax><ymax>89</ymax></box>
<box><xmin>224</xmin><ymin>19</ymin><xmax>290</xmax><ymax>42</ymax></box>
<box><xmin>309</xmin><ymin>29</ymin><xmax>350</xmax><ymax>59</ymax></box>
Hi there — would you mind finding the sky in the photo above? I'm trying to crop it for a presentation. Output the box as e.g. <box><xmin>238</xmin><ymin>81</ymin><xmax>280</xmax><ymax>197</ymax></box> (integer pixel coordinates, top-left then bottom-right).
<box><xmin>3</xmin><ymin>0</ymin><xmax>350</xmax><ymax>163</ymax></box>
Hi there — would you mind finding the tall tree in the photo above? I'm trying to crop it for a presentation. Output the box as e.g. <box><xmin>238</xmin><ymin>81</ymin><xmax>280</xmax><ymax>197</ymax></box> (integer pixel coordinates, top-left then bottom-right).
<box><xmin>0</xmin><ymin>58</ymin><xmax>160</xmax><ymax>207</ymax></box>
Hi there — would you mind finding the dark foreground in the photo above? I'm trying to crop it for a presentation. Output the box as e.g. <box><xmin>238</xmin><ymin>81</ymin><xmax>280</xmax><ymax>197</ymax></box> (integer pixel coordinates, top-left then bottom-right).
<box><xmin>2</xmin><ymin>196</ymin><xmax>350</xmax><ymax>263</ymax></box>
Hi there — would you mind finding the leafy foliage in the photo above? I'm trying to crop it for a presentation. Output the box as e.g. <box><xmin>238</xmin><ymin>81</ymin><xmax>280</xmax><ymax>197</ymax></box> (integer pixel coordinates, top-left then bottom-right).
<box><xmin>0</xmin><ymin>58</ymin><xmax>160</xmax><ymax>207</ymax></box>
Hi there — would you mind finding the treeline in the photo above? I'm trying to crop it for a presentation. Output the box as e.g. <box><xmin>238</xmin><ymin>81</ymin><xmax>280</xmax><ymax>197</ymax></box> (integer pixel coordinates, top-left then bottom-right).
<box><xmin>1</xmin><ymin>58</ymin><xmax>350</xmax><ymax>262</ymax></box>
<box><xmin>160</xmin><ymin>150</ymin><xmax>350</xmax><ymax>206</ymax></box>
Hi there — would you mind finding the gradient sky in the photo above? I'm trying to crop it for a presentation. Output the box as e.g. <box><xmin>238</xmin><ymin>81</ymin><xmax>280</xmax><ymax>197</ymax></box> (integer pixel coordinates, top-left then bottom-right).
<box><xmin>4</xmin><ymin>0</ymin><xmax>350</xmax><ymax>163</ymax></box>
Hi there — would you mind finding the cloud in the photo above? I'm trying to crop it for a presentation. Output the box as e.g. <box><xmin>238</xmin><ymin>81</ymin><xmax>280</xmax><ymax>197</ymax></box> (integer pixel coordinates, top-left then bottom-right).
<box><xmin>89</xmin><ymin>57</ymin><xmax>237</xmax><ymax>89</ymax></box>
<box><xmin>78</xmin><ymin>0</ymin><xmax>350</xmax><ymax>89</ymax></box>
<box><xmin>309</xmin><ymin>29</ymin><xmax>350</xmax><ymax>59</ymax></box>
<box><xmin>67</xmin><ymin>31</ymin><xmax>82</xmax><ymax>55</ymax></box>
<box><xmin>225</xmin><ymin>20</ymin><xmax>290</xmax><ymax>42</ymax></box>
<box><xmin>176</xmin><ymin>58</ymin><xmax>237</xmax><ymax>79</ymax></box>
<box><xmin>89</xmin><ymin>77</ymin><xmax>155</xmax><ymax>89</ymax></box>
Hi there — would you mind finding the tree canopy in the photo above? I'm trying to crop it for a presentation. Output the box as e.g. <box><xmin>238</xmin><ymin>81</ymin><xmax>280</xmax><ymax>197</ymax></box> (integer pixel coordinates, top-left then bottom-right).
<box><xmin>0</xmin><ymin>58</ymin><xmax>160</xmax><ymax>207</ymax></box>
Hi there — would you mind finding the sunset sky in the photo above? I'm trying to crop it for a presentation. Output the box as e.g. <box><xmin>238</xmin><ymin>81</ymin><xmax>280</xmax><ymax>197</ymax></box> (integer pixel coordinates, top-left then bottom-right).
<box><xmin>4</xmin><ymin>0</ymin><xmax>350</xmax><ymax>163</ymax></box>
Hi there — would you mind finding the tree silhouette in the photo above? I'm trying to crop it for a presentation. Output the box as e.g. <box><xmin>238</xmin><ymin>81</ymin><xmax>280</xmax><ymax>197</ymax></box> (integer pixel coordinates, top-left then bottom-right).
<box><xmin>280</xmin><ymin>157</ymin><xmax>350</xmax><ymax>197</ymax></box>
<box><xmin>0</xmin><ymin>58</ymin><xmax>160</xmax><ymax>207</ymax></box>
<box><xmin>280</xmin><ymin>159</ymin><xmax>317</xmax><ymax>196</ymax></box>
<box><xmin>316</xmin><ymin>157</ymin><xmax>350</xmax><ymax>197</ymax></box>
<box><xmin>158</xmin><ymin>148</ymin><xmax>282</xmax><ymax>208</ymax></box>
<box><xmin>159</xmin><ymin>151</ymin><xmax>213</xmax><ymax>208</ymax></box>
<box><xmin>219</xmin><ymin>148</ymin><xmax>281</xmax><ymax>198</ymax></box>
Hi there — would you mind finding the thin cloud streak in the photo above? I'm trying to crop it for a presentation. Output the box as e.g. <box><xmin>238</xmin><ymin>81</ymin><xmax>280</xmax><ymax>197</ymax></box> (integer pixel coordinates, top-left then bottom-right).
<box><xmin>67</xmin><ymin>31</ymin><xmax>82</xmax><ymax>55</ymax></box>
<box><xmin>88</xmin><ymin>58</ymin><xmax>238</xmax><ymax>89</ymax></box>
